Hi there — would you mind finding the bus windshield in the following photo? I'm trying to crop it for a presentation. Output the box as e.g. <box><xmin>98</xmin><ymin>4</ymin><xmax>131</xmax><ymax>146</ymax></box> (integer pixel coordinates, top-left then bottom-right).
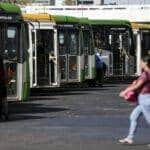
<box><xmin>4</xmin><ymin>25</ymin><xmax>19</xmax><ymax>60</ymax></box>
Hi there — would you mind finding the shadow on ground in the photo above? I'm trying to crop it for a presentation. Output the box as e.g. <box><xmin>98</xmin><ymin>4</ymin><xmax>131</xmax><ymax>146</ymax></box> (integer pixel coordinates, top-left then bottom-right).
<box><xmin>2</xmin><ymin>102</ymin><xmax>69</xmax><ymax>122</ymax></box>
<box><xmin>8</xmin><ymin>102</ymin><xmax>69</xmax><ymax>114</ymax></box>
<box><xmin>30</xmin><ymin>85</ymin><xmax>115</xmax><ymax>97</ymax></box>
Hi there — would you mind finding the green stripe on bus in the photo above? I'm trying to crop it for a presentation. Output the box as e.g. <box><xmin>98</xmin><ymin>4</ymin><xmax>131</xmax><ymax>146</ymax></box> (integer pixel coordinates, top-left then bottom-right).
<box><xmin>53</xmin><ymin>15</ymin><xmax>79</xmax><ymax>23</ymax></box>
<box><xmin>90</xmin><ymin>19</ymin><xmax>131</xmax><ymax>27</ymax></box>
<box><xmin>0</xmin><ymin>2</ymin><xmax>21</xmax><ymax>14</ymax></box>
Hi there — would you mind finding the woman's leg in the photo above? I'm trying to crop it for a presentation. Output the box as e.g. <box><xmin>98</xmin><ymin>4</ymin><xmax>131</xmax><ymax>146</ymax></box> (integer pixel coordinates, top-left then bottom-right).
<box><xmin>127</xmin><ymin>105</ymin><xmax>142</xmax><ymax>140</ymax></box>
<box><xmin>139</xmin><ymin>94</ymin><xmax>150</xmax><ymax>124</ymax></box>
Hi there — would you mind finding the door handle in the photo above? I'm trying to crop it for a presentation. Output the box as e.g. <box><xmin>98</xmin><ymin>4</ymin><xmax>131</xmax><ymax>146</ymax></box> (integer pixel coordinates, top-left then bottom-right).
<box><xmin>49</xmin><ymin>55</ymin><xmax>56</xmax><ymax>64</ymax></box>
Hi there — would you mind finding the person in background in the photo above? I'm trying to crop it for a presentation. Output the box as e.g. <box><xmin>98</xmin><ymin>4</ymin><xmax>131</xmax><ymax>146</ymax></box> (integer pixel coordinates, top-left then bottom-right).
<box><xmin>0</xmin><ymin>55</ymin><xmax>8</xmax><ymax>120</ymax></box>
<box><xmin>119</xmin><ymin>55</ymin><xmax>150</xmax><ymax>145</ymax></box>
<box><xmin>95</xmin><ymin>49</ymin><xmax>105</xmax><ymax>86</ymax></box>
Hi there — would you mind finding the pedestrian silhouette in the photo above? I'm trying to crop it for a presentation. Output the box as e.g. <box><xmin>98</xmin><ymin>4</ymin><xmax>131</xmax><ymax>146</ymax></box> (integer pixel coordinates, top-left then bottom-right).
<box><xmin>0</xmin><ymin>55</ymin><xmax>8</xmax><ymax>120</ymax></box>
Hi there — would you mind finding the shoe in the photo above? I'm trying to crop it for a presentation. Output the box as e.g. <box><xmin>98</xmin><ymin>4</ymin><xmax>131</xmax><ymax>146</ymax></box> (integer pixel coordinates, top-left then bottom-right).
<box><xmin>119</xmin><ymin>138</ymin><xmax>133</xmax><ymax>145</ymax></box>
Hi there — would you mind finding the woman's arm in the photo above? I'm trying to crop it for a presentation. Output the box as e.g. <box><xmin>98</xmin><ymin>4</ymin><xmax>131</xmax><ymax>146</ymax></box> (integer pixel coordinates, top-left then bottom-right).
<box><xmin>120</xmin><ymin>79</ymin><xmax>145</xmax><ymax>97</ymax></box>
<box><xmin>124</xmin><ymin>80</ymin><xmax>144</xmax><ymax>92</ymax></box>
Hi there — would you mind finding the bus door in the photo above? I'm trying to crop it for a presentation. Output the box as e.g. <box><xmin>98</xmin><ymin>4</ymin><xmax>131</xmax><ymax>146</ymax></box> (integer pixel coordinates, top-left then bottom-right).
<box><xmin>68</xmin><ymin>30</ymin><xmax>79</xmax><ymax>82</ymax></box>
<box><xmin>58</xmin><ymin>30</ymin><xmax>67</xmax><ymax>82</ymax></box>
<box><xmin>4</xmin><ymin>25</ymin><xmax>19</xmax><ymax>98</ymax></box>
<box><xmin>32</xmin><ymin>29</ymin><xmax>57</xmax><ymax>87</ymax></box>
<box><xmin>83</xmin><ymin>30</ymin><xmax>90</xmax><ymax>78</ymax></box>
<box><xmin>141</xmin><ymin>30</ymin><xmax>150</xmax><ymax>57</ymax></box>
<box><xmin>58</xmin><ymin>29</ymin><xmax>79</xmax><ymax>83</ymax></box>
<box><xmin>31</xmin><ymin>29</ymin><xmax>37</xmax><ymax>87</ymax></box>
<box><xmin>117</xmin><ymin>29</ymin><xmax>132</xmax><ymax>76</ymax></box>
<box><xmin>110</xmin><ymin>29</ymin><xmax>126</xmax><ymax>76</ymax></box>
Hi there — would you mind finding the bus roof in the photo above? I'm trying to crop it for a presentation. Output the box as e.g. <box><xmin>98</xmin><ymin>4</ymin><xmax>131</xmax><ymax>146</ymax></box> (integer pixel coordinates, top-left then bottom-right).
<box><xmin>131</xmin><ymin>22</ymin><xmax>150</xmax><ymax>29</ymax></box>
<box><xmin>53</xmin><ymin>15</ymin><xmax>79</xmax><ymax>23</ymax></box>
<box><xmin>23</xmin><ymin>13</ymin><xmax>54</xmax><ymax>22</ymax></box>
<box><xmin>90</xmin><ymin>19</ymin><xmax>131</xmax><ymax>27</ymax></box>
<box><xmin>0</xmin><ymin>2</ymin><xmax>21</xmax><ymax>14</ymax></box>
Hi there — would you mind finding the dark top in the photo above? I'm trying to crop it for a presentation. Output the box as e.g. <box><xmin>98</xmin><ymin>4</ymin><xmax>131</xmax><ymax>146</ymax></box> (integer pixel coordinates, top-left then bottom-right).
<box><xmin>95</xmin><ymin>52</ymin><xmax>103</xmax><ymax>69</ymax></box>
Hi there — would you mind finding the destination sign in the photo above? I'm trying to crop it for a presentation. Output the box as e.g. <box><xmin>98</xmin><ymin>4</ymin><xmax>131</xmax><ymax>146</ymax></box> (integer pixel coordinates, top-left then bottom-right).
<box><xmin>57</xmin><ymin>24</ymin><xmax>79</xmax><ymax>28</ymax></box>
<box><xmin>0</xmin><ymin>16</ymin><xmax>13</xmax><ymax>20</ymax></box>
<box><xmin>0</xmin><ymin>14</ymin><xmax>21</xmax><ymax>22</ymax></box>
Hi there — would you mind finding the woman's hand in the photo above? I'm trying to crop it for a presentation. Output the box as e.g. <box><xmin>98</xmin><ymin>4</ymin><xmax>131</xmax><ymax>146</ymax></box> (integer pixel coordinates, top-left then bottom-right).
<box><xmin>119</xmin><ymin>91</ymin><xmax>129</xmax><ymax>99</ymax></box>
<box><xmin>119</xmin><ymin>82</ymin><xmax>136</xmax><ymax>98</ymax></box>
<box><xmin>119</xmin><ymin>91</ymin><xmax>126</xmax><ymax>97</ymax></box>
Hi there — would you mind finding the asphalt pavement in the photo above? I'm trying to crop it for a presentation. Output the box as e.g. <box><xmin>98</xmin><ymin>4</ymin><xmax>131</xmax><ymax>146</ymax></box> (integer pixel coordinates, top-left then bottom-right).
<box><xmin>0</xmin><ymin>84</ymin><xmax>150</xmax><ymax>150</ymax></box>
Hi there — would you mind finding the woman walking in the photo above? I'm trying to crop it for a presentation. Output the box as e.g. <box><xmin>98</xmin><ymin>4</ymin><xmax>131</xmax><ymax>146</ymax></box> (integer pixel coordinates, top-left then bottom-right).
<box><xmin>119</xmin><ymin>55</ymin><xmax>150</xmax><ymax>144</ymax></box>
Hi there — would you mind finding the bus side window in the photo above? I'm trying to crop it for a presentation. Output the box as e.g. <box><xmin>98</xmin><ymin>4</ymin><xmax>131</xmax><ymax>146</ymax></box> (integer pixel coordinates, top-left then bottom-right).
<box><xmin>22</xmin><ymin>23</ymin><xmax>29</xmax><ymax>63</ymax></box>
<box><xmin>24</xmin><ymin>23</ymin><xmax>29</xmax><ymax>54</ymax></box>
<box><xmin>0</xmin><ymin>26</ymin><xmax>3</xmax><ymax>55</ymax></box>
<box><xmin>32</xmin><ymin>30</ymin><xmax>35</xmax><ymax>57</ymax></box>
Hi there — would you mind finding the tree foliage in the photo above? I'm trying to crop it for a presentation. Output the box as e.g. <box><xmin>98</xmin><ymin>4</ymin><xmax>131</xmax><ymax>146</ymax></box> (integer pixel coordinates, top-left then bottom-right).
<box><xmin>62</xmin><ymin>0</ymin><xmax>76</xmax><ymax>5</ymax></box>
<box><xmin>2</xmin><ymin>0</ymin><xmax>34</xmax><ymax>4</ymax></box>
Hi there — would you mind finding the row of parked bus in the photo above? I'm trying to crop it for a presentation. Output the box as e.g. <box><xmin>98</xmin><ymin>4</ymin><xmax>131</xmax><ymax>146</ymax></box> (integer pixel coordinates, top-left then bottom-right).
<box><xmin>0</xmin><ymin>3</ymin><xmax>150</xmax><ymax>101</ymax></box>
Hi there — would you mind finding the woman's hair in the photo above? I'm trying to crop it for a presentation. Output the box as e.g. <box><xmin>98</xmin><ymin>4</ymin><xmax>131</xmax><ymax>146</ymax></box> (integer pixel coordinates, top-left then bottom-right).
<box><xmin>142</xmin><ymin>55</ymin><xmax>150</xmax><ymax>68</ymax></box>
